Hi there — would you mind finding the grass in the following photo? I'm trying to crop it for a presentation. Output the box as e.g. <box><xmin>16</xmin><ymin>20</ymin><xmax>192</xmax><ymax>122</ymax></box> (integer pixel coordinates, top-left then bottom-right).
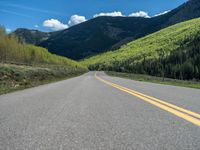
<box><xmin>0</xmin><ymin>63</ymin><xmax>87</xmax><ymax>95</ymax></box>
<box><xmin>106</xmin><ymin>71</ymin><xmax>200</xmax><ymax>89</ymax></box>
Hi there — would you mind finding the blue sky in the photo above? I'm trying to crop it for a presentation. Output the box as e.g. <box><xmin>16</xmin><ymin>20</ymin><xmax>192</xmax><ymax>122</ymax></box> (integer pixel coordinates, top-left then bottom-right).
<box><xmin>0</xmin><ymin>0</ymin><xmax>187</xmax><ymax>32</ymax></box>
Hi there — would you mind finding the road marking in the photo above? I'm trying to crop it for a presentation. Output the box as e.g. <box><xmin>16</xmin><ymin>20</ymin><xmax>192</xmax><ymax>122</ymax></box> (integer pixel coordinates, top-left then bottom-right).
<box><xmin>95</xmin><ymin>72</ymin><xmax>200</xmax><ymax>127</ymax></box>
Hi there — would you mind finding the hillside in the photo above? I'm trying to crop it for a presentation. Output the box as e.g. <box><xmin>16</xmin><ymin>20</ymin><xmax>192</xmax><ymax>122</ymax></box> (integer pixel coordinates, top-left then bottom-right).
<box><xmin>82</xmin><ymin>18</ymin><xmax>200</xmax><ymax>80</ymax></box>
<box><xmin>0</xmin><ymin>27</ymin><xmax>86</xmax><ymax>70</ymax></box>
<box><xmin>14</xmin><ymin>0</ymin><xmax>200</xmax><ymax>60</ymax></box>
<box><xmin>0</xmin><ymin>27</ymin><xmax>87</xmax><ymax>93</ymax></box>
<box><xmin>14</xmin><ymin>28</ymin><xmax>51</xmax><ymax>45</ymax></box>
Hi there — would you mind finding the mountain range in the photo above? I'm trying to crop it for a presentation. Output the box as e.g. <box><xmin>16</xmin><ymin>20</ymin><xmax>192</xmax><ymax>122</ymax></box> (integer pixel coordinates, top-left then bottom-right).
<box><xmin>14</xmin><ymin>0</ymin><xmax>200</xmax><ymax>60</ymax></box>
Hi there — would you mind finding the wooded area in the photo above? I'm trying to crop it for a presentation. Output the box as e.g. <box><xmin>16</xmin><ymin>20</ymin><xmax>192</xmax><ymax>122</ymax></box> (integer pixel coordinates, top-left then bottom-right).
<box><xmin>84</xmin><ymin>18</ymin><xmax>200</xmax><ymax>80</ymax></box>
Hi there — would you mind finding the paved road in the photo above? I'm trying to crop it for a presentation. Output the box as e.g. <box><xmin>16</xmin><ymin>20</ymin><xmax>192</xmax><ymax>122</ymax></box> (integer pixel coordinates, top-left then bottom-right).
<box><xmin>0</xmin><ymin>72</ymin><xmax>200</xmax><ymax>150</ymax></box>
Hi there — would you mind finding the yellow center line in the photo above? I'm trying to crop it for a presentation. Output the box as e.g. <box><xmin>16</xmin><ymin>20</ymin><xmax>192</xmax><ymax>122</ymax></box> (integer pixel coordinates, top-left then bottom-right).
<box><xmin>97</xmin><ymin>75</ymin><xmax>200</xmax><ymax>119</ymax></box>
<box><xmin>95</xmin><ymin>72</ymin><xmax>200</xmax><ymax>127</ymax></box>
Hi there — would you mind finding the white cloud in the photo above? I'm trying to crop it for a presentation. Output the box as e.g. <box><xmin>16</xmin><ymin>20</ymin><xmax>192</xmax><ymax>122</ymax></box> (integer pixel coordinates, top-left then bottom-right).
<box><xmin>43</xmin><ymin>15</ymin><xmax>87</xmax><ymax>31</ymax></box>
<box><xmin>6</xmin><ymin>28</ymin><xmax>11</xmax><ymax>33</ymax></box>
<box><xmin>129</xmin><ymin>11</ymin><xmax>150</xmax><ymax>18</ymax></box>
<box><xmin>34</xmin><ymin>24</ymin><xmax>39</xmax><ymax>28</ymax></box>
<box><xmin>68</xmin><ymin>15</ymin><xmax>87</xmax><ymax>26</ymax></box>
<box><xmin>43</xmin><ymin>19</ymin><xmax>68</xmax><ymax>31</ymax></box>
<box><xmin>154</xmin><ymin>10</ymin><xmax>170</xmax><ymax>17</ymax></box>
<box><xmin>93</xmin><ymin>11</ymin><xmax>124</xmax><ymax>18</ymax></box>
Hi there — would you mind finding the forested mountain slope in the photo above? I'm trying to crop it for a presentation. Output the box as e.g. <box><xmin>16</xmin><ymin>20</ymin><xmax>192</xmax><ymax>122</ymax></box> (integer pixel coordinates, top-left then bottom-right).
<box><xmin>82</xmin><ymin>18</ymin><xmax>200</xmax><ymax>80</ymax></box>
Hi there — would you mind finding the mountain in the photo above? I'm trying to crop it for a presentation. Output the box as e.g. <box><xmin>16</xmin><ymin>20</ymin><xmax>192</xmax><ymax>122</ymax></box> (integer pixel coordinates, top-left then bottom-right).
<box><xmin>163</xmin><ymin>0</ymin><xmax>200</xmax><ymax>26</ymax></box>
<box><xmin>82</xmin><ymin>18</ymin><xmax>200</xmax><ymax>80</ymax></box>
<box><xmin>39</xmin><ymin>17</ymin><xmax>160</xmax><ymax>60</ymax></box>
<box><xmin>14</xmin><ymin>0</ymin><xmax>200</xmax><ymax>60</ymax></box>
<box><xmin>14</xmin><ymin>28</ymin><xmax>51</xmax><ymax>45</ymax></box>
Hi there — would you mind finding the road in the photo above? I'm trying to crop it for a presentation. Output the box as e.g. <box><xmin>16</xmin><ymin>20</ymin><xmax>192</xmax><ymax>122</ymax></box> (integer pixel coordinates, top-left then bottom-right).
<box><xmin>0</xmin><ymin>72</ymin><xmax>200</xmax><ymax>150</ymax></box>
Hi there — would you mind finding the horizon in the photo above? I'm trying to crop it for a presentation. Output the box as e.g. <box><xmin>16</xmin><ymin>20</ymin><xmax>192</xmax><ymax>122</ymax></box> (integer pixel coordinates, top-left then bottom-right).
<box><xmin>1</xmin><ymin>0</ymin><xmax>187</xmax><ymax>32</ymax></box>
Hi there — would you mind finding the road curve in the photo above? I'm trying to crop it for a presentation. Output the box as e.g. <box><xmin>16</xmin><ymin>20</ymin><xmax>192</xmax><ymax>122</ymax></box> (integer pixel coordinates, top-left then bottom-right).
<box><xmin>0</xmin><ymin>72</ymin><xmax>199</xmax><ymax>150</ymax></box>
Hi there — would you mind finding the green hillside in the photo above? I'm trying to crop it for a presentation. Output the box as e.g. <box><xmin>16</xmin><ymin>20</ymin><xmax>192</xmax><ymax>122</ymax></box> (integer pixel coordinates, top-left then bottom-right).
<box><xmin>0</xmin><ymin>27</ymin><xmax>87</xmax><ymax>71</ymax></box>
<box><xmin>0</xmin><ymin>27</ymin><xmax>87</xmax><ymax>94</ymax></box>
<box><xmin>82</xmin><ymin>18</ymin><xmax>200</xmax><ymax>80</ymax></box>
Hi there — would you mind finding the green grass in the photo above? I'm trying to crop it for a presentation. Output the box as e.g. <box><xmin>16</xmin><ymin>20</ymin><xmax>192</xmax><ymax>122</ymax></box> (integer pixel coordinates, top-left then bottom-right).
<box><xmin>106</xmin><ymin>71</ymin><xmax>200</xmax><ymax>89</ymax></box>
<box><xmin>0</xmin><ymin>63</ymin><xmax>87</xmax><ymax>95</ymax></box>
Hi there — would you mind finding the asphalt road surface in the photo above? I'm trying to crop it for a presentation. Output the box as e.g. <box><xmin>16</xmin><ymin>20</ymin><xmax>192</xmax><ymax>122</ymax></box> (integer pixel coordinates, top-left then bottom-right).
<box><xmin>0</xmin><ymin>72</ymin><xmax>200</xmax><ymax>150</ymax></box>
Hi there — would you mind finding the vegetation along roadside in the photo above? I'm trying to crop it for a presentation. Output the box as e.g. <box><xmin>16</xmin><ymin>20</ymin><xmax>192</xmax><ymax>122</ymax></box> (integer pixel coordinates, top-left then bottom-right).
<box><xmin>0</xmin><ymin>27</ymin><xmax>88</xmax><ymax>94</ymax></box>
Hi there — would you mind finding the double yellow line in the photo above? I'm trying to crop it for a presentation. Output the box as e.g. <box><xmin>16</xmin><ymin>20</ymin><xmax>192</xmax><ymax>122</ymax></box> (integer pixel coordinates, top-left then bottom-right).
<box><xmin>95</xmin><ymin>73</ymin><xmax>200</xmax><ymax>127</ymax></box>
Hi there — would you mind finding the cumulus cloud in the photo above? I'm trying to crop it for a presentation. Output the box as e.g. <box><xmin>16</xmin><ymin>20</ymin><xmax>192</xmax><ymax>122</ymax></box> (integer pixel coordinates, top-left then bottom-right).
<box><xmin>68</xmin><ymin>15</ymin><xmax>87</xmax><ymax>26</ymax></box>
<box><xmin>93</xmin><ymin>11</ymin><xmax>123</xmax><ymax>18</ymax></box>
<box><xmin>34</xmin><ymin>24</ymin><xmax>39</xmax><ymax>28</ymax></box>
<box><xmin>129</xmin><ymin>11</ymin><xmax>150</xmax><ymax>18</ymax></box>
<box><xmin>43</xmin><ymin>15</ymin><xmax>87</xmax><ymax>31</ymax></box>
<box><xmin>43</xmin><ymin>19</ymin><xmax>68</xmax><ymax>31</ymax></box>
<box><xmin>154</xmin><ymin>10</ymin><xmax>170</xmax><ymax>17</ymax></box>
